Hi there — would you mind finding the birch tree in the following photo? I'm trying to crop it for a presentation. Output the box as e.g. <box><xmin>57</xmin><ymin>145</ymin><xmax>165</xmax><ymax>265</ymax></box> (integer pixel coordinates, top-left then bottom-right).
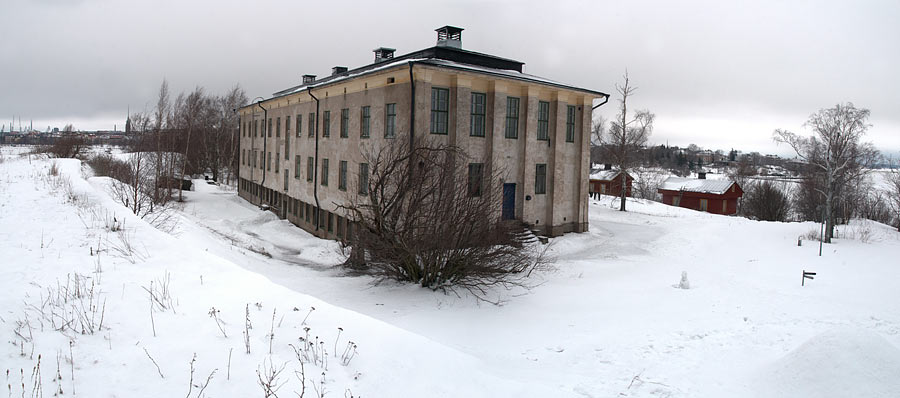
<box><xmin>604</xmin><ymin>72</ymin><xmax>654</xmax><ymax>211</ymax></box>
<box><xmin>774</xmin><ymin>103</ymin><xmax>879</xmax><ymax>242</ymax></box>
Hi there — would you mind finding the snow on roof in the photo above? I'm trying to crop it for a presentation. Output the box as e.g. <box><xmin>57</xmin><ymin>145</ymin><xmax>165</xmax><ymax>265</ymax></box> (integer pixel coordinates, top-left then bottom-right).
<box><xmin>589</xmin><ymin>170</ymin><xmax>621</xmax><ymax>181</ymax></box>
<box><xmin>659</xmin><ymin>177</ymin><xmax>734</xmax><ymax>194</ymax></box>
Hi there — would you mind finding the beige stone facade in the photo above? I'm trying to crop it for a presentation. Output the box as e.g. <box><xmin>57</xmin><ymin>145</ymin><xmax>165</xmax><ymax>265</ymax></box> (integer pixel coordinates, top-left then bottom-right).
<box><xmin>237</xmin><ymin>27</ymin><xmax>605</xmax><ymax>239</ymax></box>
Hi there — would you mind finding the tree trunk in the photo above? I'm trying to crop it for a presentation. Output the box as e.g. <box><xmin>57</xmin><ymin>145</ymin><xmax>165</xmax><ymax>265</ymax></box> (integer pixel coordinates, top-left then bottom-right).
<box><xmin>825</xmin><ymin>173</ymin><xmax>834</xmax><ymax>243</ymax></box>
<box><xmin>619</xmin><ymin>172</ymin><xmax>627</xmax><ymax>211</ymax></box>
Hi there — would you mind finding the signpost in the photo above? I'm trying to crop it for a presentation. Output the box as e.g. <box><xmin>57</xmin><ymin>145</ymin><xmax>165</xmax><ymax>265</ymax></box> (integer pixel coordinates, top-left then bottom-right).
<box><xmin>802</xmin><ymin>270</ymin><xmax>816</xmax><ymax>286</ymax></box>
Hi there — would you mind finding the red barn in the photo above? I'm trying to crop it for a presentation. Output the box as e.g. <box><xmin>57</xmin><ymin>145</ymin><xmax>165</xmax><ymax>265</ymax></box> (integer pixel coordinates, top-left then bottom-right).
<box><xmin>658</xmin><ymin>175</ymin><xmax>743</xmax><ymax>215</ymax></box>
<box><xmin>589</xmin><ymin>168</ymin><xmax>632</xmax><ymax>199</ymax></box>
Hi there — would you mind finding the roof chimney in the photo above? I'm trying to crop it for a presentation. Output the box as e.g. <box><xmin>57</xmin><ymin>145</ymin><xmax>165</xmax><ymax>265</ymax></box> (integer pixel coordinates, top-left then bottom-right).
<box><xmin>302</xmin><ymin>74</ymin><xmax>316</xmax><ymax>84</ymax></box>
<box><xmin>698</xmin><ymin>172</ymin><xmax>707</xmax><ymax>179</ymax></box>
<box><xmin>373</xmin><ymin>47</ymin><xmax>395</xmax><ymax>62</ymax></box>
<box><xmin>435</xmin><ymin>25</ymin><xmax>463</xmax><ymax>49</ymax></box>
<box><xmin>331</xmin><ymin>66</ymin><xmax>348</xmax><ymax>76</ymax></box>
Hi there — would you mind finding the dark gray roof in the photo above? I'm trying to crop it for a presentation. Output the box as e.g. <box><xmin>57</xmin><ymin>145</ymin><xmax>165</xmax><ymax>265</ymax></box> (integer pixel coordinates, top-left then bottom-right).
<box><xmin>262</xmin><ymin>45</ymin><xmax>606</xmax><ymax>101</ymax></box>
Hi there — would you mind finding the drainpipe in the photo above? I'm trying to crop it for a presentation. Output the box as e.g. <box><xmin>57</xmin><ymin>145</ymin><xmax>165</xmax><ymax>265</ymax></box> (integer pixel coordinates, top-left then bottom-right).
<box><xmin>408</xmin><ymin>61</ymin><xmax>417</xmax><ymax>149</ymax></box>
<box><xmin>308</xmin><ymin>89</ymin><xmax>321</xmax><ymax>232</ymax></box>
<box><xmin>591</xmin><ymin>93</ymin><xmax>610</xmax><ymax>110</ymax></box>
<box><xmin>256</xmin><ymin>99</ymin><xmax>268</xmax><ymax>206</ymax></box>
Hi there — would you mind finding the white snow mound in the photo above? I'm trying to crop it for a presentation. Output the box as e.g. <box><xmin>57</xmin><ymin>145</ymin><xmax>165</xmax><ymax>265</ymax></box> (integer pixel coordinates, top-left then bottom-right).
<box><xmin>757</xmin><ymin>328</ymin><xmax>900</xmax><ymax>398</ymax></box>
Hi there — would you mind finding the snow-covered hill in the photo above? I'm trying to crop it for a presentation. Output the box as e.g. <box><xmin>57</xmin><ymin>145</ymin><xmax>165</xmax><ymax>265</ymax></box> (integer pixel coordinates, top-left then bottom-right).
<box><xmin>3</xmin><ymin>146</ymin><xmax>900</xmax><ymax>397</ymax></box>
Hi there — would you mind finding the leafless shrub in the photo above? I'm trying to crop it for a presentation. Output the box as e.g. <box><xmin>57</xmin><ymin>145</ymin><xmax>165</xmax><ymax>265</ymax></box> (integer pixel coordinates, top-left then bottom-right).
<box><xmin>256</xmin><ymin>358</ymin><xmax>287</xmax><ymax>398</ymax></box>
<box><xmin>48</xmin><ymin>161</ymin><xmax>59</xmax><ymax>176</ymax></box>
<box><xmin>20</xmin><ymin>273</ymin><xmax>107</xmax><ymax>337</ymax></box>
<box><xmin>340</xmin><ymin>137</ymin><xmax>549</xmax><ymax>301</ymax></box>
<box><xmin>632</xmin><ymin>168</ymin><xmax>663</xmax><ymax>201</ymax></box>
<box><xmin>742</xmin><ymin>180</ymin><xmax>791</xmax><ymax>222</ymax></box>
<box><xmin>45</xmin><ymin>136</ymin><xmax>86</xmax><ymax>159</ymax></box>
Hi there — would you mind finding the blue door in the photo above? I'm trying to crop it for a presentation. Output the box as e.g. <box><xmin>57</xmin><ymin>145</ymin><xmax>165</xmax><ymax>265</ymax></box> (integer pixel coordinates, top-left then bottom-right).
<box><xmin>502</xmin><ymin>183</ymin><xmax>516</xmax><ymax>220</ymax></box>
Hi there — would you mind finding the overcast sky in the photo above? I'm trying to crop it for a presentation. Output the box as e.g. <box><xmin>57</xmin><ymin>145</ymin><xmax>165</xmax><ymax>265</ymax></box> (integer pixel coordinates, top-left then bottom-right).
<box><xmin>2</xmin><ymin>0</ymin><xmax>898</xmax><ymax>156</ymax></box>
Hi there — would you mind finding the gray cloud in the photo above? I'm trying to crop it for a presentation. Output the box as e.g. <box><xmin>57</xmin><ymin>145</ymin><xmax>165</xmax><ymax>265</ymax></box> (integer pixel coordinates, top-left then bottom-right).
<box><xmin>2</xmin><ymin>0</ymin><xmax>897</xmax><ymax>153</ymax></box>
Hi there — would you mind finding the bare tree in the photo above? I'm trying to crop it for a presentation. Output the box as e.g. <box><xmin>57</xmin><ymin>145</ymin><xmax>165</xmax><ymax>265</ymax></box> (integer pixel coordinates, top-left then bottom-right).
<box><xmin>603</xmin><ymin>72</ymin><xmax>654</xmax><ymax>211</ymax></box>
<box><xmin>340</xmin><ymin>137</ymin><xmax>547</xmax><ymax>301</ymax></box>
<box><xmin>888</xmin><ymin>165</ymin><xmax>900</xmax><ymax>232</ymax></box>
<box><xmin>774</xmin><ymin>103</ymin><xmax>879</xmax><ymax>242</ymax></box>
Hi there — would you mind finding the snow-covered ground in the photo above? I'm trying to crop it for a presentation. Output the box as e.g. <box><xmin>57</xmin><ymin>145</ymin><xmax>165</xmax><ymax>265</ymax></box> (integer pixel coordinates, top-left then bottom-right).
<box><xmin>3</xmin><ymin>146</ymin><xmax>900</xmax><ymax>397</ymax></box>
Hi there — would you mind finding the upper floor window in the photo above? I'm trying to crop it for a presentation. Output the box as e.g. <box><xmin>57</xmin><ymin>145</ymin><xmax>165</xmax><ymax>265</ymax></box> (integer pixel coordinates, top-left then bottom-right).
<box><xmin>276</xmin><ymin>117</ymin><xmax>281</xmax><ymax>137</ymax></box>
<box><xmin>505</xmin><ymin>97</ymin><xmax>519</xmax><ymax>139</ymax></box>
<box><xmin>470</xmin><ymin>93</ymin><xmax>486</xmax><ymax>137</ymax></box>
<box><xmin>321</xmin><ymin>158</ymin><xmax>329</xmax><ymax>186</ymax></box>
<box><xmin>296</xmin><ymin>114</ymin><xmax>302</xmax><ymax>137</ymax></box>
<box><xmin>361</xmin><ymin>106</ymin><xmax>370</xmax><ymax>138</ymax></box>
<box><xmin>339</xmin><ymin>160</ymin><xmax>347</xmax><ymax>191</ymax></box>
<box><xmin>308</xmin><ymin>113</ymin><xmax>315</xmax><ymax>137</ymax></box>
<box><xmin>323</xmin><ymin>111</ymin><xmax>331</xmax><ymax>137</ymax></box>
<box><xmin>267</xmin><ymin>118</ymin><xmax>272</xmax><ymax>137</ymax></box>
<box><xmin>566</xmin><ymin>105</ymin><xmax>576</xmax><ymax>143</ymax></box>
<box><xmin>358</xmin><ymin>163</ymin><xmax>369</xmax><ymax>195</ymax></box>
<box><xmin>385</xmin><ymin>103</ymin><xmax>396</xmax><ymax>138</ymax></box>
<box><xmin>340</xmin><ymin>108</ymin><xmax>349</xmax><ymax>138</ymax></box>
<box><xmin>431</xmin><ymin>88</ymin><xmax>449</xmax><ymax>134</ymax></box>
<box><xmin>537</xmin><ymin>101</ymin><xmax>550</xmax><ymax>141</ymax></box>
<box><xmin>307</xmin><ymin>157</ymin><xmax>313</xmax><ymax>181</ymax></box>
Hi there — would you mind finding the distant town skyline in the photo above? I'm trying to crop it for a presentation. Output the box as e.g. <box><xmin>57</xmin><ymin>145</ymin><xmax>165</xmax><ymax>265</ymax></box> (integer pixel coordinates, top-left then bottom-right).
<box><xmin>2</xmin><ymin>0</ymin><xmax>898</xmax><ymax>156</ymax></box>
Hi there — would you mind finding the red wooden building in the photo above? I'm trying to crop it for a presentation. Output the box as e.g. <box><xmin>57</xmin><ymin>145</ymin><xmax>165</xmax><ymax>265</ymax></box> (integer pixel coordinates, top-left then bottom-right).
<box><xmin>658</xmin><ymin>174</ymin><xmax>743</xmax><ymax>215</ymax></box>
<box><xmin>589</xmin><ymin>167</ymin><xmax>633</xmax><ymax>199</ymax></box>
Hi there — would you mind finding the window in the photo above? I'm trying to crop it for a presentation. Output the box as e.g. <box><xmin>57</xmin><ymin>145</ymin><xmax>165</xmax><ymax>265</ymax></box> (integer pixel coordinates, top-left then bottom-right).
<box><xmin>284</xmin><ymin>120</ymin><xmax>290</xmax><ymax>158</ymax></box>
<box><xmin>307</xmin><ymin>157</ymin><xmax>313</xmax><ymax>182</ymax></box>
<box><xmin>360</xmin><ymin>106</ymin><xmax>370</xmax><ymax>138</ymax></box>
<box><xmin>253</xmin><ymin>120</ymin><xmax>257</xmax><ymax>137</ymax></box>
<box><xmin>321</xmin><ymin>158</ymin><xmax>329</xmax><ymax>186</ymax></box>
<box><xmin>337</xmin><ymin>215</ymin><xmax>344</xmax><ymax>238</ymax></box>
<box><xmin>327</xmin><ymin>212</ymin><xmax>334</xmax><ymax>234</ymax></box>
<box><xmin>468</xmin><ymin>163</ymin><xmax>484</xmax><ymax>197</ymax></box>
<box><xmin>537</xmin><ymin>101</ymin><xmax>550</xmax><ymax>141</ymax></box>
<box><xmin>566</xmin><ymin>105</ymin><xmax>576</xmax><ymax>143</ymax></box>
<box><xmin>252</xmin><ymin>151</ymin><xmax>257</xmax><ymax>168</ymax></box>
<box><xmin>430</xmin><ymin>87</ymin><xmax>449</xmax><ymax>134</ymax></box>
<box><xmin>505</xmin><ymin>97</ymin><xmax>519</xmax><ymax>138</ymax></box>
<box><xmin>275</xmin><ymin>152</ymin><xmax>280</xmax><ymax>172</ymax></box>
<box><xmin>308</xmin><ymin>113</ymin><xmax>314</xmax><ymax>137</ymax></box>
<box><xmin>359</xmin><ymin>163</ymin><xmax>369</xmax><ymax>195</ymax></box>
<box><xmin>700</xmin><ymin>199</ymin><xmax>708</xmax><ymax>212</ymax></box>
<box><xmin>259</xmin><ymin>151</ymin><xmax>264</xmax><ymax>170</ymax></box>
<box><xmin>535</xmin><ymin>163</ymin><xmax>547</xmax><ymax>194</ymax></box>
<box><xmin>385</xmin><ymin>103</ymin><xmax>396</xmax><ymax>138</ymax></box>
<box><xmin>267</xmin><ymin>152</ymin><xmax>271</xmax><ymax>171</ymax></box>
<box><xmin>294</xmin><ymin>155</ymin><xmax>301</xmax><ymax>179</ymax></box>
<box><xmin>300</xmin><ymin>200</ymin><xmax>305</xmax><ymax>219</ymax></box>
<box><xmin>296</xmin><ymin>114</ymin><xmax>302</xmax><ymax>137</ymax></box>
<box><xmin>470</xmin><ymin>92</ymin><xmax>486</xmax><ymax>137</ymax></box>
<box><xmin>241</xmin><ymin>149</ymin><xmax>245</xmax><ymax>165</ymax></box>
<box><xmin>305</xmin><ymin>203</ymin><xmax>310</xmax><ymax>222</ymax></box>
<box><xmin>673</xmin><ymin>196</ymin><xmax>681</xmax><ymax>206</ymax></box>
<box><xmin>340</xmin><ymin>108</ymin><xmax>349</xmax><ymax>138</ymax></box>
<box><xmin>268</xmin><ymin>118</ymin><xmax>272</xmax><ymax>137</ymax></box>
<box><xmin>323</xmin><ymin>111</ymin><xmax>330</xmax><ymax>137</ymax></box>
<box><xmin>339</xmin><ymin>160</ymin><xmax>347</xmax><ymax>191</ymax></box>
<box><xmin>276</xmin><ymin>117</ymin><xmax>281</xmax><ymax>137</ymax></box>
<box><xmin>283</xmin><ymin>172</ymin><xmax>288</xmax><ymax>191</ymax></box>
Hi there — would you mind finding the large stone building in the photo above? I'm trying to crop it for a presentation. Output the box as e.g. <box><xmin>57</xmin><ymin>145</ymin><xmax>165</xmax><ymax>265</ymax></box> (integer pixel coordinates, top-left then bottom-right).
<box><xmin>237</xmin><ymin>26</ymin><xmax>607</xmax><ymax>240</ymax></box>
